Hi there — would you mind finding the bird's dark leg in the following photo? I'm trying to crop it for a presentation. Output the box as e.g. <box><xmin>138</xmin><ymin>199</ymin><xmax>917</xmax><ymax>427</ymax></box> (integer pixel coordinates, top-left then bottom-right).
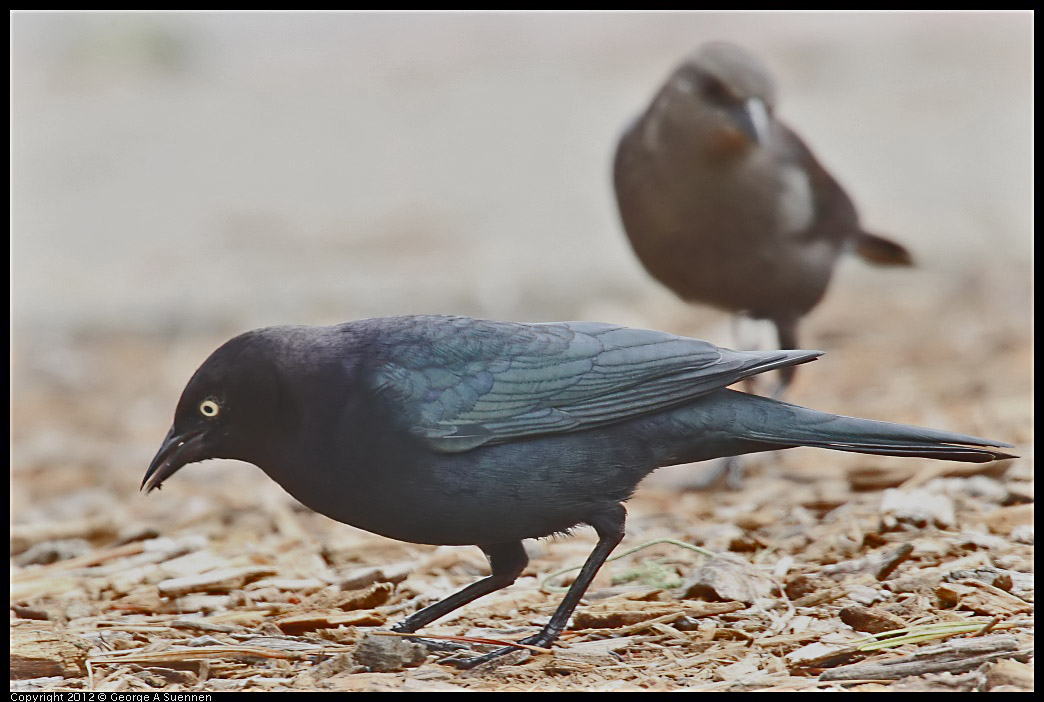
<box><xmin>772</xmin><ymin>316</ymin><xmax>800</xmax><ymax>400</ymax></box>
<box><xmin>444</xmin><ymin>504</ymin><xmax>626</xmax><ymax>669</ymax></box>
<box><xmin>390</xmin><ymin>541</ymin><xmax>527</xmax><ymax>651</ymax></box>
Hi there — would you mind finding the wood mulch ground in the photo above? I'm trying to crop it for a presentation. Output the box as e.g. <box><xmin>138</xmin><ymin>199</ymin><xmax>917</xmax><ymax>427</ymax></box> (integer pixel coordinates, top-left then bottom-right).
<box><xmin>11</xmin><ymin>269</ymin><xmax>1033</xmax><ymax>692</ymax></box>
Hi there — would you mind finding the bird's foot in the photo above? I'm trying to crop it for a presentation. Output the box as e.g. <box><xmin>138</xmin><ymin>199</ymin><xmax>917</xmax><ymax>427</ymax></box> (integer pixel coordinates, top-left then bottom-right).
<box><xmin>439</xmin><ymin>632</ymin><xmax>553</xmax><ymax>670</ymax></box>
<box><xmin>719</xmin><ymin>456</ymin><xmax>746</xmax><ymax>490</ymax></box>
<box><xmin>410</xmin><ymin>636</ymin><xmax>469</xmax><ymax>653</ymax></box>
<box><xmin>388</xmin><ymin>624</ymin><xmax>469</xmax><ymax>652</ymax></box>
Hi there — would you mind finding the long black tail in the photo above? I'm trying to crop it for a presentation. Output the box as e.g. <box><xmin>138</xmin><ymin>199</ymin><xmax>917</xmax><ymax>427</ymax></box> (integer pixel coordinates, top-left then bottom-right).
<box><xmin>732</xmin><ymin>390</ymin><xmax>1014</xmax><ymax>463</ymax></box>
<box><xmin>662</xmin><ymin>390</ymin><xmax>1015</xmax><ymax>465</ymax></box>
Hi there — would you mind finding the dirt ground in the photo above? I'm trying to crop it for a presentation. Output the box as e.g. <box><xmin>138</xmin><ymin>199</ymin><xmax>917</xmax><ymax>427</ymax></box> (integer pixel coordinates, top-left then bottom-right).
<box><xmin>11</xmin><ymin>12</ymin><xmax>1033</xmax><ymax>692</ymax></box>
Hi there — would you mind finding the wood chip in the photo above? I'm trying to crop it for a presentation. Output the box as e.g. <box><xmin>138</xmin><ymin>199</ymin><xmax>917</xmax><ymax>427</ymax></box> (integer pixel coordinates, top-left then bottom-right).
<box><xmin>880</xmin><ymin>489</ymin><xmax>956</xmax><ymax>528</ymax></box>
<box><xmin>13</xmin><ymin>538</ymin><xmax>93</xmax><ymax>566</ymax></box>
<box><xmin>338</xmin><ymin>562</ymin><xmax>413</xmax><ymax>591</ymax></box>
<box><xmin>335</xmin><ymin>582</ymin><xmax>395</xmax><ymax>611</ymax></box>
<box><xmin>785</xmin><ymin>641</ymin><xmax>861</xmax><ymax>668</ymax></box>
<box><xmin>274</xmin><ymin>610</ymin><xmax>386</xmax><ymax>634</ymax></box>
<box><xmin>716</xmin><ymin>656</ymin><xmax>763</xmax><ymax>682</ymax></box>
<box><xmin>157</xmin><ymin>566</ymin><xmax>279</xmax><ymax>597</ymax></box>
<box><xmin>9</xmin><ymin>576</ymin><xmax>82</xmax><ymax>603</ymax></box>
<box><xmin>138</xmin><ymin>666</ymin><xmax>197</xmax><ymax>685</ymax></box>
<box><xmin>571</xmin><ymin>601</ymin><xmax>688</xmax><ymax>630</ymax></box>
<box><xmin>170</xmin><ymin>619</ymin><xmax>247</xmax><ymax>634</ymax></box>
<box><xmin>11</xmin><ymin>605</ymin><xmax>52</xmax><ymax>621</ymax></box>
<box><xmin>985</xmin><ymin>658</ymin><xmax>1034</xmax><ymax>691</ymax></box>
<box><xmin>679</xmin><ymin>553</ymin><xmax>777</xmax><ymax>604</ymax></box>
<box><xmin>157</xmin><ymin>594</ymin><xmax>232</xmax><ymax>614</ymax></box>
<box><xmin>247</xmin><ymin>577</ymin><xmax>326</xmax><ymax>593</ymax></box>
<box><xmin>10</xmin><ymin>516</ymin><xmax>118</xmax><ymax>556</ymax></box>
<box><xmin>943</xmin><ymin>567</ymin><xmax>1013</xmax><ymax>591</ymax></box>
<box><xmin>935</xmin><ymin>580</ymin><xmax>1032</xmax><ymax>616</ymax></box>
<box><xmin>353</xmin><ymin>632</ymin><xmax>427</xmax><ymax>672</ymax></box>
<box><xmin>981</xmin><ymin>504</ymin><xmax>1034</xmax><ymax>535</ymax></box>
<box><xmin>838</xmin><ymin>605</ymin><xmax>906</xmax><ymax>634</ymax></box>
<box><xmin>847</xmin><ymin>460</ymin><xmax>1008</xmax><ymax>492</ymax></box>
<box><xmin>791</xmin><ymin>586</ymin><xmax>849</xmax><ymax>608</ymax></box>
<box><xmin>237</xmin><ymin>636</ymin><xmax>329</xmax><ymax>652</ymax></box>
<box><xmin>10</xmin><ymin>541</ymin><xmax>146</xmax><ymax>582</ymax></box>
<box><xmin>552</xmin><ymin>636</ymin><xmax>638</xmax><ymax>666</ymax></box>
<box><xmin>821</xmin><ymin>543</ymin><xmax>913</xmax><ymax>581</ymax></box>
<box><xmin>784</xmin><ymin>574</ymin><xmax>834</xmax><ymax>600</ymax></box>
<box><xmin>10</xmin><ymin>624</ymin><xmax>91</xmax><ymax>679</ymax></box>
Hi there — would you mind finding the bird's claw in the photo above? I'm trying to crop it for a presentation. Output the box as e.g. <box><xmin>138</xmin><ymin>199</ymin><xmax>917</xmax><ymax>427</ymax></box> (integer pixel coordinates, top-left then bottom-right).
<box><xmin>402</xmin><ymin>635</ymin><xmax>469</xmax><ymax>653</ymax></box>
<box><xmin>439</xmin><ymin>645</ymin><xmax>533</xmax><ymax>670</ymax></box>
<box><xmin>438</xmin><ymin>633</ymin><xmax>551</xmax><ymax>669</ymax></box>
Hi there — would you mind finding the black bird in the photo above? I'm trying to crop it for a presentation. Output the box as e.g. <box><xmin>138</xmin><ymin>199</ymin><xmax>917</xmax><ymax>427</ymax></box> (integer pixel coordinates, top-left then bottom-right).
<box><xmin>614</xmin><ymin>41</ymin><xmax>913</xmax><ymax>398</ymax></box>
<box><xmin>143</xmin><ymin>315</ymin><xmax>1011</xmax><ymax>668</ymax></box>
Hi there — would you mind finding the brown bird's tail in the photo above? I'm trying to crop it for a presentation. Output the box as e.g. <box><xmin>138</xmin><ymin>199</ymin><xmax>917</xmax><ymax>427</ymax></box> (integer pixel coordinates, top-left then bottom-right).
<box><xmin>855</xmin><ymin>231</ymin><xmax>914</xmax><ymax>266</ymax></box>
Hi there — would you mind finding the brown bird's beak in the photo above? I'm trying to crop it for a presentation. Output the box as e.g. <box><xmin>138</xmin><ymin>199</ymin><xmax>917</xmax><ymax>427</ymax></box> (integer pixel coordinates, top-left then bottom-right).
<box><xmin>141</xmin><ymin>426</ymin><xmax>209</xmax><ymax>493</ymax></box>
<box><xmin>730</xmin><ymin>97</ymin><xmax>771</xmax><ymax>145</ymax></box>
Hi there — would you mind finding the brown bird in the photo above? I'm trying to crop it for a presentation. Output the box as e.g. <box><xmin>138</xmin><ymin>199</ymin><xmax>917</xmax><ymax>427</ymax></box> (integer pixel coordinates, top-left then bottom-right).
<box><xmin>614</xmin><ymin>41</ymin><xmax>912</xmax><ymax>397</ymax></box>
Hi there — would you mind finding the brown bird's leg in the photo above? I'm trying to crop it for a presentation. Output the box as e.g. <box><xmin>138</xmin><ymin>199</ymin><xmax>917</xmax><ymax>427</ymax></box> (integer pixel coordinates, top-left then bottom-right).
<box><xmin>709</xmin><ymin>316</ymin><xmax>800</xmax><ymax>490</ymax></box>
<box><xmin>710</xmin><ymin>315</ymin><xmax>800</xmax><ymax>489</ymax></box>
<box><xmin>772</xmin><ymin>316</ymin><xmax>800</xmax><ymax>400</ymax></box>
<box><xmin>706</xmin><ymin>456</ymin><xmax>744</xmax><ymax>491</ymax></box>
<box><xmin>695</xmin><ymin>313</ymin><xmax>764</xmax><ymax>490</ymax></box>
<box><xmin>391</xmin><ymin>541</ymin><xmax>528</xmax><ymax>651</ymax></box>
<box><xmin>730</xmin><ymin>313</ymin><xmax>761</xmax><ymax>395</ymax></box>
<box><xmin>444</xmin><ymin>505</ymin><xmax>626</xmax><ymax>669</ymax></box>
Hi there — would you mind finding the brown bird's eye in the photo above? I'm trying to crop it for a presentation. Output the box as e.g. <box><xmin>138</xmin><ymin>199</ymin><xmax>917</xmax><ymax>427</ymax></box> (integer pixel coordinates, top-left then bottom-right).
<box><xmin>199</xmin><ymin>399</ymin><xmax>220</xmax><ymax>418</ymax></box>
<box><xmin>700</xmin><ymin>75</ymin><xmax>732</xmax><ymax>104</ymax></box>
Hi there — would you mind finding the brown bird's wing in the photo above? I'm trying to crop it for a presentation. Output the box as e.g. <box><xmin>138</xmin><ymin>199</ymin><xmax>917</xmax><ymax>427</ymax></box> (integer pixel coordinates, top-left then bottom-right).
<box><xmin>777</xmin><ymin>122</ymin><xmax>912</xmax><ymax>266</ymax></box>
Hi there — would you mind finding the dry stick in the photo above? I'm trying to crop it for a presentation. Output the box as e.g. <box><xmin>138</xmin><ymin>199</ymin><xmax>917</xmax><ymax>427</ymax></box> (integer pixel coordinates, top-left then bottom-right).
<box><xmin>819</xmin><ymin>636</ymin><xmax>1027</xmax><ymax>681</ymax></box>
<box><xmin>873</xmin><ymin>543</ymin><xmax>913</xmax><ymax>580</ymax></box>
<box><xmin>971</xmin><ymin>616</ymin><xmax>1001</xmax><ymax>637</ymax></box>
<box><xmin>89</xmin><ymin>643</ymin><xmax>355</xmax><ymax>666</ymax></box>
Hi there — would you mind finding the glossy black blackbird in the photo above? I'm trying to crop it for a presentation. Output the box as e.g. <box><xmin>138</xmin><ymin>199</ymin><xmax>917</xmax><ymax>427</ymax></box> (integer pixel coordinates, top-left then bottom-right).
<box><xmin>143</xmin><ymin>315</ymin><xmax>1011</xmax><ymax>667</ymax></box>
<box><xmin>614</xmin><ymin>42</ymin><xmax>913</xmax><ymax>397</ymax></box>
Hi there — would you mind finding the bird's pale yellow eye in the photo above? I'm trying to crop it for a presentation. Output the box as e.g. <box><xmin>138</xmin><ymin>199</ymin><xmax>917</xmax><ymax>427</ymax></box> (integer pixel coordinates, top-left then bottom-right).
<box><xmin>199</xmin><ymin>399</ymin><xmax>220</xmax><ymax>418</ymax></box>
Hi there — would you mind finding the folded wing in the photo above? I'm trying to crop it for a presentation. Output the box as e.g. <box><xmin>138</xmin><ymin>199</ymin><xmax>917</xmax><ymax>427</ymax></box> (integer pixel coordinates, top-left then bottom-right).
<box><xmin>367</xmin><ymin>316</ymin><xmax>820</xmax><ymax>452</ymax></box>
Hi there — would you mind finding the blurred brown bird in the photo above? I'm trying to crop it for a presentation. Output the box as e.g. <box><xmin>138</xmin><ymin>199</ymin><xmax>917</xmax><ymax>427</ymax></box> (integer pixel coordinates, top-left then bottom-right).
<box><xmin>614</xmin><ymin>41</ymin><xmax>912</xmax><ymax>397</ymax></box>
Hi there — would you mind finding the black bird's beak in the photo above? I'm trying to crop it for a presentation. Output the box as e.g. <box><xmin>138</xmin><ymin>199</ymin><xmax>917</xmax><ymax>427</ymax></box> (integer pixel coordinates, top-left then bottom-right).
<box><xmin>141</xmin><ymin>426</ymin><xmax>209</xmax><ymax>493</ymax></box>
<box><xmin>730</xmin><ymin>97</ymin><xmax>771</xmax><ymax>145</ymax></box>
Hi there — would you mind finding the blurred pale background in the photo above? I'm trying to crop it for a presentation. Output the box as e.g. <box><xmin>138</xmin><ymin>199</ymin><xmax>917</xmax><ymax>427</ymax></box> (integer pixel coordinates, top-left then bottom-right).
<box><xmin>10</xmin><ymin>12</ymin><xmax>1032</xmax><ymax>525</ymax></box>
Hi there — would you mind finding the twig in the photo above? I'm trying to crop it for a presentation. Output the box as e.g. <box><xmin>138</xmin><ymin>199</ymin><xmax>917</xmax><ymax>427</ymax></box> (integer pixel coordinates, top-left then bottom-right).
<box><xmin>542</xmin><ymin>538</ymin><xmax>715</xmax><ymax>593</ymax></box>
<box><xmin>819</xmin><ymin>636</ymin><xmax>1026</xmax><ymax>681</ymax></box>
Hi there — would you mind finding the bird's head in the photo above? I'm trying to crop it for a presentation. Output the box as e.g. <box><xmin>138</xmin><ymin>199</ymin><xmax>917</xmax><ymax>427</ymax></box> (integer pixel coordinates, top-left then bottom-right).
<box><xmin>141</xmin><ymin>329</ymin><xmax>290</xmax><ymax>494</ymax></box>
<box><xmin>658</xmin><ymin>41</ymin><xmax>777</xmax><ymax>158</ymax></box>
